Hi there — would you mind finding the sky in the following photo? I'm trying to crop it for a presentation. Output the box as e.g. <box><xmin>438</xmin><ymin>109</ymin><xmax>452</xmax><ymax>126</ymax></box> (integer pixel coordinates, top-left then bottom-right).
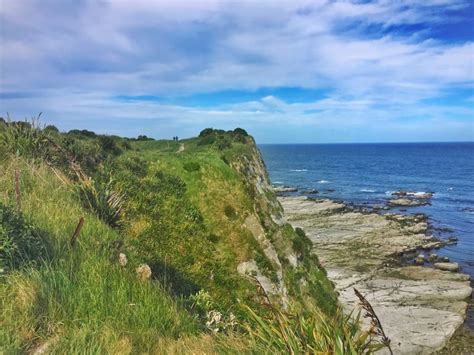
<box><xmin>0</xmin><ymin>0</ymin><xmax>473</xmax><ymax>143</ymax></box>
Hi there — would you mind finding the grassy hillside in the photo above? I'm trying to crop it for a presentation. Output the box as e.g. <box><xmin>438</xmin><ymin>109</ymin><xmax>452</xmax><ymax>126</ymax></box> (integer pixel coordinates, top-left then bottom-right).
<box><xmin>0</xmin><ymin>118</ymin><xmax>388</xmax><ymax>353</ymax></box>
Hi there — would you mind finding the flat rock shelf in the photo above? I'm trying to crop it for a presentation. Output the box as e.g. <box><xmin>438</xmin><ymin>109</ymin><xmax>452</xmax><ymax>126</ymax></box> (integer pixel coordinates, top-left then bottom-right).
<box><xmin>279</xmin><ymin>196</ymin><xmax>472</xmax><ymax>355</ymax></box>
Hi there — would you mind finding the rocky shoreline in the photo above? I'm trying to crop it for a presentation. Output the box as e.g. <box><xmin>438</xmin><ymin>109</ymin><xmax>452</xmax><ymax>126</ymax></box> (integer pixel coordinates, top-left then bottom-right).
<box><xmin>278</xmin><ymin>195</ymin><xmax>472</xmax><ymax>354</ymax></box>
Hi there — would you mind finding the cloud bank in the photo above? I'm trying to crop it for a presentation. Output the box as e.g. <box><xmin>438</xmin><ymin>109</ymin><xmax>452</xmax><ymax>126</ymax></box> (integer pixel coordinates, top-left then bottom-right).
<box><xmin>0</xmin><ymin>0</ymin><xmax>473</xmax><ymax>142</ymax></box>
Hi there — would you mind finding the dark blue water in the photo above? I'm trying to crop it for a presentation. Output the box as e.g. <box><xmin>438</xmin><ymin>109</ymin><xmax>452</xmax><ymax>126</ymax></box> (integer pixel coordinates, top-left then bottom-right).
<box><xmin>259</xmin><ymin>143</ymin><xmax>474</xmax><ymax>278</ymax></box>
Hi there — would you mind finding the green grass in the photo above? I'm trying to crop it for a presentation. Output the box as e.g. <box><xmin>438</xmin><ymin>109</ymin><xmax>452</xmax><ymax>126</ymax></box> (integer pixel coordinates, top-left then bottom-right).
<box><xmin>0</xmin><ymin>159</ymin><xmax>199</xmax><ymax>353</ymax></box>
<box><xmin>0</xmin><ymin>123</ymin><xmax>389</xmax><ymax>353</ymax></box>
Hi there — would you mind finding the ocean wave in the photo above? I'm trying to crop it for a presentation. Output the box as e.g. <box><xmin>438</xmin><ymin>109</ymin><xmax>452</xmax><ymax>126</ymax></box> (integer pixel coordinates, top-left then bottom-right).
<box><xmin>317</xmin><ymin>180</ymin><xmax>330</xmax><ymax>184</ymax></box>
<box><xmin>360</xmin><ymin>189</ymin><xmax>375</xmax><ymax>193</ymax></box>
<box><xmin>273</xmin><ymin>181</ymin><xmax>284</xmax><ymax>185</ymax></box>
<box><xmin>290</xmin><ymin>169</ymin><xmax>308</xmax><ymax>172</ymax></box>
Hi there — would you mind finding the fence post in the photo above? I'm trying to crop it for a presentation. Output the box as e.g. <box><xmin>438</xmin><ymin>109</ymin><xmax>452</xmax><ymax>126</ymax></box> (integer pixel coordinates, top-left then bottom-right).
<box><xmin>70</xmin><ymin>217</ymin><xmax>85</xmax><ymax>248</ymax></box>
<box><xmin>14</xmin><ymin>169</ymin><xmax>21</xmax><ymax>210</ymax></box>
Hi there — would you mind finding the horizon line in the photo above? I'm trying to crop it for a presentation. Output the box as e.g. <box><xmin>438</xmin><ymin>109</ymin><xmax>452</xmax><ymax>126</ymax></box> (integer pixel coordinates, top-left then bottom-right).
<box><xmin>257</xmin><ymin>140</ymin><xmax>474</xmax><ymax>145</ymax></box>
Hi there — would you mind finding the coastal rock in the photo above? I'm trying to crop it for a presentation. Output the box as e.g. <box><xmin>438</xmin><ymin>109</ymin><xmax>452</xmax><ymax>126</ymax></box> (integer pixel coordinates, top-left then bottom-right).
<box><xmin>389</xmin><ymin>191</ymin><xmax>433</xmax><ymax>207</ymax></box>
<box><xmin>434</xmin><ymin>262</ymin><xmax>460</xmax><ymax>272</ymax></box>
<box><xmin>389</xmin><ymin>198</ymin><xmax>425</xmax><ymax>206</ymax></box>
<box><xmin>415</xmin><ymin>255</ymin><xmax>426</xmax><ymax>265</ymax></box>
<box><xmin>392</xmin><ymin>191</ymin><xmax>434</xmax><ymax>199</ymax></box>
<box><xmin>447</xmin><ymin>236</ymin><xmax>458</xmax><ymax>245</ymax></box>
<box><xmin>273</xmin><ymin>186</ymin><xmax>298</xmax><ymax>193</ymax></box>
<box><xmin>428</xmin><ymin>253</ymin><xmax>438</xmax><ymax>263</ymax></box>
<box><xmin>279</xmin><ymin>196</ymin><xmax>472</xmax><ymax>354</ymax></box>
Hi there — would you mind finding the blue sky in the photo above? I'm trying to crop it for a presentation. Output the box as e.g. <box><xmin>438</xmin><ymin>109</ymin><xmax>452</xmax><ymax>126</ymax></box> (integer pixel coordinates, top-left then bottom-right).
<box><xmin>0</xmin><ymin>0</ymin><xmax>473</xmax><ymax>143</ymax></box>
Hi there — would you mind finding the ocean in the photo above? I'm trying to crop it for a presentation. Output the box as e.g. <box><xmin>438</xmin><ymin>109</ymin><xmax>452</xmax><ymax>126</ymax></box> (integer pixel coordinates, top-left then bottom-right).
<box><xmin>259</xmin><ymin>142</ymin><xmax>474</xmax><ymax>279</ymax></box>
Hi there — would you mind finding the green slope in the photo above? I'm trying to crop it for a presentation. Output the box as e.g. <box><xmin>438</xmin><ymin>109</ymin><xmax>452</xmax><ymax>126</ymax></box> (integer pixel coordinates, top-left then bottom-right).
<box><xmin>0</xmin><ymin>120</ymin><xmax>386</xmax><ymax>354</ymax></box>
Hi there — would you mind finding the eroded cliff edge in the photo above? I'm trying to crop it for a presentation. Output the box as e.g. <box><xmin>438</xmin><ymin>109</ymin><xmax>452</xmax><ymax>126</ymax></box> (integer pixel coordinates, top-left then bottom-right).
<box><xmin>279</xmin><ymin>196</ymin><xmax>472</xmax><ymax>354</ymax></box>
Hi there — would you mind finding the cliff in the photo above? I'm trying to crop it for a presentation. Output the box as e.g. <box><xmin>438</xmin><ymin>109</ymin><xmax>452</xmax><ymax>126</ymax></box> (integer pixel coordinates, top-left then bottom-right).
<box><xmin>0</xmin><ymin>123</ymin><xmax>340</xmax><ymax>353</ymax></box>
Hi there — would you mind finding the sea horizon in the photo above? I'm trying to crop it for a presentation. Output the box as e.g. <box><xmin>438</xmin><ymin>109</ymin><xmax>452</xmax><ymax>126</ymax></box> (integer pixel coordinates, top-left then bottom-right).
<box><xmin>260</xmin><ymin>142</ymin><xmax>474</xmax><ymax>283</ymax></box>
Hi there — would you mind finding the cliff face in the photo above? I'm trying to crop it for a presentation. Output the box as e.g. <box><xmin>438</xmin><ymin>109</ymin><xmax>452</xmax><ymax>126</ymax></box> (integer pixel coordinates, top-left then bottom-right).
<box><xmin>227</xmin><ymin>137</ymin><xmax>335</xmax><ymax>310</ymax></box>
<box><xmin>230</xmin><ymin>139</ymin><xmax>293</xmax><ymax>305</ymax></box>
<box><xmin>123</xmin><ymin>131</ymin><xmax>336</xmax><ymax>311</ymax></box>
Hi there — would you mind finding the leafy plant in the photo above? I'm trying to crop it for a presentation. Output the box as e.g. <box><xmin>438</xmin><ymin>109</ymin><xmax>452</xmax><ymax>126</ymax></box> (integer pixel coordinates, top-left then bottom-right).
<box><xmin>76</xmin><ymin>175</ymin><xmax>125</xmax><ymax>228</ymax></box>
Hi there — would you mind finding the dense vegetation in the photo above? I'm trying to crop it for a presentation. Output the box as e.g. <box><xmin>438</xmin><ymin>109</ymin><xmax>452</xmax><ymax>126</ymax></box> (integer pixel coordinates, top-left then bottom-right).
<box><xmin>0</xmin><ymin>118</ymin><xmax>389</xmax><ymax>353</ymax></box>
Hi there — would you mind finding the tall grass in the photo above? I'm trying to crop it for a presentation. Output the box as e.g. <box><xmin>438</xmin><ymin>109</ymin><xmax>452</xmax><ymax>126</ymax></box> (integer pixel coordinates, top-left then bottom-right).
<box><xmin>246</xmin><ymin>305</ymin><xmax>386</xmax><ymax>354</ymax></box>
<box><xmin>0</xmin><ymin>159</ymin><xmax>200</xmax><ymax>353</ymax></box>
<box><xmin>243</xmin><ymin>278</ymin><xmax>389</xmax><ymax>354</ymax></box>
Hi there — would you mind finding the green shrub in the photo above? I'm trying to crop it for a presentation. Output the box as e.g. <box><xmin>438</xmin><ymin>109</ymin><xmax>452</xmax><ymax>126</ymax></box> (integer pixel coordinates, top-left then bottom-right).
<box><xmin>121</xmin><ymin>156</ymin><xmax>148</xmax><ymax>178</ymax></box>
<box><xmin>76</xmin><ymin>176</ymin><xmax>124</xmax><ymax>228</ymax></box>
<box><xmin>183</xmin><ymin>161</ymin><xmax>201</xmax><ymax>172</ymax></box>
<box><xmin>197</xmin><ymin>134</ymin><xmax>216</xmax><ymax>146</ymax></box>
<box><xmin>292</xmin><ymin>227</ymin><xmax>313</xmax><ymax>258</ymax></box>
<box><xmin>0</xmin><ymin>118</ymin><xmax>53</xmax><ymax>162</ymax></box>
<box><xmin>67</xmin><ymin>129</ymin><xmax>96</xmax><ymax>138</ymax></box>
<box><xmin>199</xmin><ymin>128</ymin><xmax>215</xmax><ymax>137</ymax></box>
<box><xmin>98</xmin><ymin>135</ymin><xmax>122</xmax><ymax>156</ymax></box>
<box><xmin>0</xmin><ymin>204</ymin><xmax>50</xmax><ymax>273</ymax></box>
<box><xmin>137</xmin><ymin>135</ymin><xmax>153</xmax><ymax>141</ymax></box>
<box><xmin>224</xmin><ymin>205</ymin><xmax>237</xmax><ymax>220</ymax></box>
<box><xmin>216</xmin><ymin>136</ymin><xmax>232</xmax><ymax>150</ymax></box>
<box><xmin>43</xmin><ymin>125</ymin><xmax>59</xmax><ymax>134</ymax></box>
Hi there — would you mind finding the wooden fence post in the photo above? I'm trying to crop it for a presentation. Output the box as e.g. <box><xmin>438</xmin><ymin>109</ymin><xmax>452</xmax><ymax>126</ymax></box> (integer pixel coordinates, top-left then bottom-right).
<box><xmin>14</xmin><ymin>169</ymin><xmax>21</xmax><ymax>210</ymax></box>
<box><xmin>70</xmin><ymin>217</ymin><xmax>85</xmax><ymax>248</ymax></box>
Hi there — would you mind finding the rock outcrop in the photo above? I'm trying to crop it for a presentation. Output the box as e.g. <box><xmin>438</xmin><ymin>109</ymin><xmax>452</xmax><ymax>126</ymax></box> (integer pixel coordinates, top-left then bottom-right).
<box><xmin>279</xmin><ymin>196</ymin><xmax>472</xmax><ymax>354</ymax></box>
<box><xmin>389</xmin><ymin>191</ymin><xmax>434</xmax><ymax>207</ymax></box>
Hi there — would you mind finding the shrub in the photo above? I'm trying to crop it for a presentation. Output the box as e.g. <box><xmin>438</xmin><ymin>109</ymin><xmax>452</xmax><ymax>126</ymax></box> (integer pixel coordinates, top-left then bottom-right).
<box><xmin>224</xmin><ymin>205</ymin><xmax>237</xmax><ymax>220</ymax></box>
<box><xmin>76</xmin><ymin>176</ymin><xmax>125</xmax><ymax>228</ymax></box>
<box><xmin>216</xmin><ymin>136</ymin><xmax>232</xmax><ymax>151</ymax></box>
<box><xmin>0</xmin><ymin>204</ymin><xmax>50</xmax><ymax>273</ymax></box>
<box><xmin>199</xmin><ymin>128</ymin><xmax>215</xmax><ymax>137</ymax></box>
<box><xmin>183</xmin><ymin>161</ymin><xmax>201</xmax><ymax>172</ymax></box>
<box><xmin>137</xmin><ymin>135</ymin><xmax>153</xmax><ymax>141</ymax></box>
<box><xmin>98</xmin><ymin>135</ymin><xmax>122</xmax><ymax>156</ymax></box>
<box><xmin>67</xmin><ymin>129</ymin><xmax>96</xmax><ymax>138</ymax></box>
<box><xmin>121</xmin><ymin>156</ymin><xmax>148</xmax><ymax>178</ymax></box>
<box><xmin>293</xmin><ymin>227</ymin><xmax>313</xmax><ymax>258</ymax></box>
<box><xmin>43</xmin><ymin>125</ymin><xmax>59</xmax><ymax>134</ymax></box>
<box><xmin>197</xmin><ymin>134</ymin><xmax>216</xmax><ymax>146</ymax></box>
<box><xmin>233</xmin><ymin>128</ymin><xmax>248</xmax><ymax>137</ymax></box>
<box><xmin>0</xmin><ymin>118</ymin><xmax>52</xmax><ymax>162</ymax></box>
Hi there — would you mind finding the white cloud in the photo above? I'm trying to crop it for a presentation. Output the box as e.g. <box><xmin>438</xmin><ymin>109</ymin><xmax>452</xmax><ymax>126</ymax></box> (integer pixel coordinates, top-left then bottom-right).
<box><xmin>0</xmin><ymin>0</ymin><xmax>473</xmax><ymax>141</ymax></box>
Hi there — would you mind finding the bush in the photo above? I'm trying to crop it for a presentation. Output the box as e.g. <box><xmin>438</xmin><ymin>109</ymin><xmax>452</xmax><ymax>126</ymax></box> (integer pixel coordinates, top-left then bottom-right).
<box><xmin>216</xmin><ymin>137</ymin><xmax>232</xmax><ymax>151</ymax></box>
<box><xmin>137</xmin><ymin>135</ymin><xmax>154</xmax><ymax>141</ymax></box>
<box><xmin>76</xmin><ymin>176</ymin><xmax>125</xmax><ymax>228</ymax></box>
<box><xmin>293</xmin><ymin>227</ymin><xmax>313</xmax><ymax>258</ymax></box>
<box><xmin>199</xmin><ymin>128</ymin><xmax>215</xmax><ymax>137</ymax></box>
<box><xmin>67</xmin><ymin>129</ymin><xmax>96</xmax><ymax>138</ymax></box>
<box><xmin>0</xmin><ymin>204</ymin><xmax>50</xmax><ymax>273</ymax></box>
<box><xmin>183</xmin><ymin>161</ymin><xmax>201</xmax><ymax>172</ymax></box>
<box><xmin>197</xmin><ymin>134</ymin><xmax>216</xmax><ymax>146</ymax></box>
<box><xmin>43</xmin><ymin>125</ymin><xmax>59</xmax><ymax>134</ymax></box>
<box><xmin>121</xmin><ymin>156</ymin><xmax>148</xmax><ymax>178</ymax></box>
<box><xmin>224</xmin><ymin>205</ymin><xmax>237</xmax><ymax>220</ymax></box>
<box><xmin>98</xmin><ymin>135</ymin><xmax>122</xmax><ymax>156</ymax></box>
<box><xmin>0</xmin><ymin>118</ymin><xmax>52</xmax><ymax>162</ymax></box>
<box><xmin>233</xmin><ymin>128</ymin><xmax>248</xmax><ymax>137</ymax></box>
